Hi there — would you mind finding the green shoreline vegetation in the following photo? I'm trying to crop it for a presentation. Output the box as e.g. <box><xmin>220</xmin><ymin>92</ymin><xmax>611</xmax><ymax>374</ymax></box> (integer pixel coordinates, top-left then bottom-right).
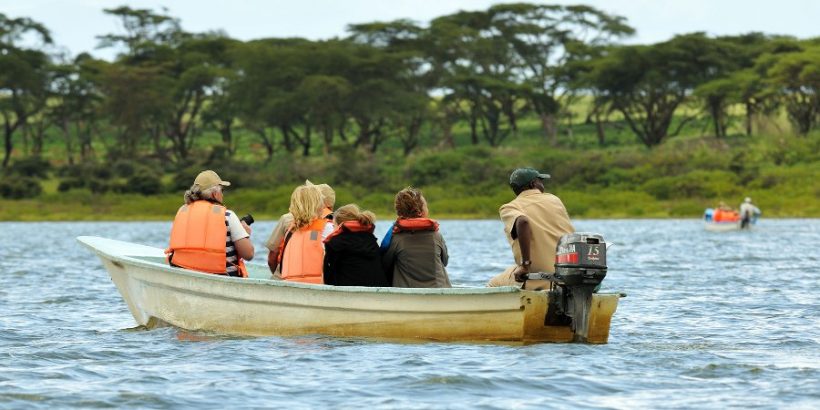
<box><xmin>1</xmin><ymin>5</ymin><xmax>818</xmax><ymax>221</ymax></box>
<box><xmin>2</xmin><ymin>125</ymin><xmax>817</xmax><ymax>221</ymax></box>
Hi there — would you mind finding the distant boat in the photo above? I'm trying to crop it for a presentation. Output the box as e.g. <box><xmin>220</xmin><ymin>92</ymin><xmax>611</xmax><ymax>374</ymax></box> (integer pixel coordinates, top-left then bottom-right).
<box><xmin>703</xmin><ymin>208</ymin><xmax>758</xmax><ymax>232</ymax></box>
<box><xmin>78</xmin><ymin>236</ymin><xmax>622</xmax><ymax>344</ymax></box>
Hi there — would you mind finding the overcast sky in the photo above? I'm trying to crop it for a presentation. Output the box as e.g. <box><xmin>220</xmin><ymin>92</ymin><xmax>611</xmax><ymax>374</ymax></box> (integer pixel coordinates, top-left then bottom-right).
<box><xmin>4</xmin><ymin>0</ymin><xmax>819</xmax><ymax>59</ymax></box>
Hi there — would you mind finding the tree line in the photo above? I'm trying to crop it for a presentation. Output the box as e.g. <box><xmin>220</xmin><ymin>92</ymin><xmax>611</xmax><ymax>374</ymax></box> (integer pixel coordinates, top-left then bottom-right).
<box><xmin>1</xmin><ymin>3</ymin><xmax>819</xmax><ymax>170</ymax></box>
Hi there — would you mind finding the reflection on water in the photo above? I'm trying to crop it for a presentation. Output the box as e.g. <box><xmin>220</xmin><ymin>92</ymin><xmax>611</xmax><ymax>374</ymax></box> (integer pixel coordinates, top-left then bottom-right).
<box><xmin>0</xmin><ymin>219</ymin><xmax>818</xmax><ymax>408</ymax></box>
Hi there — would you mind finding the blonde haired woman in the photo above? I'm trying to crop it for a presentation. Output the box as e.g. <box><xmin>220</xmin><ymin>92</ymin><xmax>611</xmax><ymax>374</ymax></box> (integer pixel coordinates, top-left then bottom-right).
<box><xmin>279</xmin><ymin>184</ymin><xmax>334</xmax><ymax>284</ymax></box>
<box><xmin>323</xmin><ymin>204</ymin><xmax>388</xmax><ymax>287</ymax></box>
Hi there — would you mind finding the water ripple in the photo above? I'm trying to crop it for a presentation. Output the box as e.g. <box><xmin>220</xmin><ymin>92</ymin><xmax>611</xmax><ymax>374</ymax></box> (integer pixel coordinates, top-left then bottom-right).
<box><xmin>0</xmin><ymin>219</ymin><xmax>818</xmax><ymax>408</ymax></box>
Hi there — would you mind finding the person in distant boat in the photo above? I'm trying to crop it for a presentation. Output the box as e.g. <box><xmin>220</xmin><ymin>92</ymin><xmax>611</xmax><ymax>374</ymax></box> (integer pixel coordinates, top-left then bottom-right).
<box><xmin>382</xmin><ymin>187</ymin><xmax>451</xmax><ymax>288</ymax></box>
<box><xmin>739</xmin><ymin>197</ymin><xmax>761</xmax><ymax>229</ymax></box>
<box><xmin>488</xmin><ymin>168</ymin><xmax>574</xmax><ymax>291</ymax></box>
<box><xmin>713</xmin><ymin>201</ymin><xmax>740</xmax><ymax>223</ymax></box>
<box><xmin>166</xmin><ymin>170</ymin><xmax>254</xmax><ymax>277</ymax></box>
<box><xmin>266</xmin><ymin>181</ymin><xmax>336</xmax><ymax>278</ymax></box>
<box><xmin>323</xmin><ymin>204</ymin><xmax>389</xmax><ymax>287</ymax></box>
<box><xmin>277</xmin><ymin>184</ymin><xmax>334</xmax><ymax>284</ymax></box>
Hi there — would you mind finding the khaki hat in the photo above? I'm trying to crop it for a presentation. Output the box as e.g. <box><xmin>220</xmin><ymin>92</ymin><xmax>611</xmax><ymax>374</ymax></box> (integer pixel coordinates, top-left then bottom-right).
<box><xmin>193</xmin><ymin>170</ymin><xmax>230</xmax><ymax>190</ymax></box>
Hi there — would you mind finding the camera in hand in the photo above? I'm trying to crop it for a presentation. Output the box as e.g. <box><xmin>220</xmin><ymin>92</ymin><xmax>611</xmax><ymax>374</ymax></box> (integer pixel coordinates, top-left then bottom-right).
<box><xmin>240</xmin><ymin>214</ymin><xmax>254</xmax><ymax>226</ymax></box>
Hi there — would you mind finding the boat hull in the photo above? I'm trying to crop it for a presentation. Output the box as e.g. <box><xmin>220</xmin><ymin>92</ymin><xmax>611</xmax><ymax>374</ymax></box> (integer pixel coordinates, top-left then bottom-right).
<box><xmin>704</xmin><ymin>221</ymin><xmax>742</xmax><ymax>232</ymax></box>
<box><xmin>78</xmin><ymin>236</ymin><xmax>620</xmax><ymax>344</ymax></box>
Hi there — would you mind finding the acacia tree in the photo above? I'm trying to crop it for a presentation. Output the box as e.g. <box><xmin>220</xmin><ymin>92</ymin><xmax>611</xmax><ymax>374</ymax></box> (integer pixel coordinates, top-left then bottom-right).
<box><xmin>48</xmin><ymin>53</ymin><xmax>105</xmax><ymax>164</ymax></box>
<box><xmin>426</xmin><ymin>10</ymin><xmax>522</xmax><ymax>147</ymax></box>
<box><xmin>99</xmin><ymin>7</ymin><xmax>230</xmax><ymax>162</ymax></box>
<box><xmin>489</xmin><ymin>3</ymin><xmax>634</xmax><ymax>145</ymax></box>
<box><xmin>765</xmin><ymin>44</ymin><xmax>820</xmax><ymax>135</ymax></box>
<box><xmin>297</xmin><ymin>74</ymin><xmax>351</xmax><ymax>154</ymax></box>
<box><xmin>97</xmin><ymin>62</ymin><xmax>172</xmax><ymax>156</ymax></box>
<box><xmin>233</xmin><ymin>38</ymin><xmax>315</xmax><ymax>159</ymax></box>
<box><xmin>693</xmin><ymin>34</ymin><xmax>778</xmax><ymax>138</ymax></box>
<box><xmin>200</xmin><ymin>38</ymin><xmax>242</xmax><ymax>157</ymax></box>
<box><xmin>348</xmin><ymin>20</ymin><xmax>435</xmax><ymax>154</ymax></box>
<box><xmin>0</xmin><ymin>13</ymin><xmax>52</xmax><ymax>167</ymax></box>
<box><xmin>586</xmin><ymin>34</ymin><xmax>730</xmax><ymax>147</ymax></box>
<box><xmin>164</xmin><ymin>34</ymin><xmax>234</xmax><ymax>161</ymax></box>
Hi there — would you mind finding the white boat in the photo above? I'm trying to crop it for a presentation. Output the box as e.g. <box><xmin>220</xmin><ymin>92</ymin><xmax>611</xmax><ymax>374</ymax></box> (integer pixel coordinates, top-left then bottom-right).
<box><xmin>78</xmin><ymin>236</ymin><xmax>621</xmax><ymax>344</ymax></box>
<box><xmin>704</xmin><ymin>221</ymin><xmax>743</xmax><ymax>232</ymax></box>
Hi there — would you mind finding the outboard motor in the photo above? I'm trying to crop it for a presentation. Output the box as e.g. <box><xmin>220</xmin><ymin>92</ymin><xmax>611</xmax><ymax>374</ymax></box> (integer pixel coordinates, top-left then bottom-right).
<box><xmin>531</xmin><ymin>233</ymin><xmax>607</xmax><ymax>342</ymax></box>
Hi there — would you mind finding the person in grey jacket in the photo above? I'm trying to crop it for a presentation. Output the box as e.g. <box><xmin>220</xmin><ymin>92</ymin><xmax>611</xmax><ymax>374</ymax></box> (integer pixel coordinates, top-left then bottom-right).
<box><xmin>381</xmin><ymin>187</ymin><xmax>451</xmax><ymax>288</ymax></box>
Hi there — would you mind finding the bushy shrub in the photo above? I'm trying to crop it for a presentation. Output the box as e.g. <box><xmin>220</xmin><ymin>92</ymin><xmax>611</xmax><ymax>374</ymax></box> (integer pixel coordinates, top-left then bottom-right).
<box><xmin>167</xmin><ymin>165</ymin><xmax>201</xmax><ymax>193</ymax></box>
<box><xmin>454</xmin><ymin>152</ymin><xmax>509</xmax><ymax>186</ymax></box>
<box><xmin>57</xmin><ymin>178</ymin><xmax>85</xmax><ymax>192</ymax></box>
<box><xmin>88</xmin><ymin>178</ymin><xmax>112</xmax><ymax>194</ymax></box>
<box><xmin>56</xmin><ymin>163</ymin><xmax>111</xmax><ymax>180</ymax></box>
<box><xmin>118</xmin><ymin>167</ymin><xmax>162</xmax><ymax>195</ymax></box>
<box><xmin>110</xmin><ymin>160</ymin><xmax>137</xmax><ymax>178</ymax></box>
<box><xmin>404</xmin><ymin>146</ymin><xmax>513</xmax><ymax>188</ymax></box>
<box><xmin>404</xmin><ymin>151</ymin><xmax>463</xmax><ymax>186</ymax></box>
<box><xmin>641</xmin><ymin>177</ymin><xmax>675</xmax><ymax>200</ymax></box>
<box><xmin>326</xmin><ymin>147</ymin><xmax>387</xmax><ymax>189</ymax></box>
<box><xmin>0</xmin><ymin>177</ymin><xmax>42</xmax><ymax>199</ymax></box>
<box><xmin>206</xmin><ymin>159</ymin><xmax>276</xmax><ymax>190</ymax></box>
<box><xmin>559</xmin><ymin>154</ymin><xmax>610</xmax><ymax>187</ymax></box>
<box><xmin>642</xmin><ymin>170</ymin><xmax>739</xmax><ymax>200</ymax></box>
<box><xmin>9</xmin><ymin>157</ymin><xmax>51</xmax><ymax>179</ymax></box>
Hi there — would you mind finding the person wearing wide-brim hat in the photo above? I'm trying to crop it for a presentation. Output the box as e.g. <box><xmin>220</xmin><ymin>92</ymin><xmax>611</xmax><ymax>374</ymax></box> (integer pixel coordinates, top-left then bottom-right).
<box><xmin>166</xmin><ymin>170</ymin><xmax>254</xmax><ymax>277</ymax></box>
<box><xmin>487</xmin><ymin>167</ymin><xmax>574</xmax><ymax>290</ymax></box>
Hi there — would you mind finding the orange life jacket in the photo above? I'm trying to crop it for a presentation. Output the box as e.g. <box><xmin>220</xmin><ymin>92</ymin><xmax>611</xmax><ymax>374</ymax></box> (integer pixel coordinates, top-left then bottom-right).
<box><xmin>713</xmin><ymin>209</ymin><xmax>740</xmax><ymax>223</ymax></box>
<box><xmin>166</xmin><ymin>200</ymin><xmax>247</xmax><ymax>277</ymax></box>
<box><xmin>393</xmin><ymin>218</ymin><xmax>439</xmax><ymax>233</ymax></box>
<box><xmin>281</xmin><ymin>218</ymin><xmax>328</xmax><ymax>284</ymax></box>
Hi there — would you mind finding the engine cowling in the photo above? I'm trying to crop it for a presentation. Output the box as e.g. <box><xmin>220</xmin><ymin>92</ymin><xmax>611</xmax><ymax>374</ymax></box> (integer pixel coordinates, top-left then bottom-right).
<box><xmin>545</xmin><ymin>232</ymin><xmax>608</xmax><ymax>342</ymax></box>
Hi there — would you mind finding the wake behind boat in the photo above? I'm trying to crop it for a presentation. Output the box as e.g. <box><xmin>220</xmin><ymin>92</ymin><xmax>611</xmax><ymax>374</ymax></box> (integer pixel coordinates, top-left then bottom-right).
<box><xmin>78</xmin><ymin>236</ymin><xmax>621</xmax><ymax>344</ymax></box>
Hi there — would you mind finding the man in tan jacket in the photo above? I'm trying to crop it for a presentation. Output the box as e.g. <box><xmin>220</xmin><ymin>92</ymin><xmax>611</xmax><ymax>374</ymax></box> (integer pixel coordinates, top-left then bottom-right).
<box><xmin>488</xmin><ymin>168</ymin><xmax>574</xmax><ymax>290</ymax></box>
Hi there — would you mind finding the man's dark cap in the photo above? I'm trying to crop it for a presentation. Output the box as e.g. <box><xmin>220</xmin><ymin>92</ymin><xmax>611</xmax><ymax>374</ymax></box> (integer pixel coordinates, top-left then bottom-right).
<box><xmin>509</xmin><ymin>167</ymin><xmax>550</xmax><ymax>188</ymax></box>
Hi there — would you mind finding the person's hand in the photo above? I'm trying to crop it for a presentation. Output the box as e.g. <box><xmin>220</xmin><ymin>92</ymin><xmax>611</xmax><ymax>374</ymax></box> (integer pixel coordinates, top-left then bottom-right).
<box><xmin>241</xmin><ymin>221</ymin><xmax>252</xmax><ymax>235</ymax></box>
<box><xmin>512</xmin><ymin>264</ymin><xmax>530</xmax><ymax>282</ymax></box>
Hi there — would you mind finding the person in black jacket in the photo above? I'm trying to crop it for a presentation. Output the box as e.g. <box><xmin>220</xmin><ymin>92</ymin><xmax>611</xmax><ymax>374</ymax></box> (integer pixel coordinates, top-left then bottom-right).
<box><xmin>323</xmin><ymin>204</ymin><xmax>389</xmax><ymax>287</ymax></box>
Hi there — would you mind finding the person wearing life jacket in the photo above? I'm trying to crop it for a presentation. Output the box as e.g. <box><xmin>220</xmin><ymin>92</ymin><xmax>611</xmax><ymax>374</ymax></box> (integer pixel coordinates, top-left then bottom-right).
<box><xmin>713</xmin><ymin>201</ymin><xmax>740</xmax><ymax>223</ymax></box>
<box><xmin>278</xmin><ymin>184</ymin><xmax>334</xmax><ymax>284</ymax></box>
<box><xmin>381</xmin><ymin>187</ymin><xmax>451</xmax><ymax>288</ymax></box>
<box><xmin>488</xmin><ymin>168</ymin><xmax>574</xmax><ymax>290</ymax></box>
<box><xmin>266</xmin><ymin>181</ymin><xmax>336</xmax><ymax>279</ymax></box>
<box><xmin>323</xmin><ymin>204</ymin><xmax>389</xmax><ymax>287</ymax></box>
<box><xmin>166</xmin><ymin>170</ymin><xmax>254</xmax><ymax>277</ymax></box>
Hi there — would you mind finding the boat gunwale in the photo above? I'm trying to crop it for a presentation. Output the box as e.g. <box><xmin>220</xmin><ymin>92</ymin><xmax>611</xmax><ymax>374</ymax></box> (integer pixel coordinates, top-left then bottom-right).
<box><xmin>77</xmin><ymin>235</ymin><xmax>526</xmax><ymax>296</ymax></box>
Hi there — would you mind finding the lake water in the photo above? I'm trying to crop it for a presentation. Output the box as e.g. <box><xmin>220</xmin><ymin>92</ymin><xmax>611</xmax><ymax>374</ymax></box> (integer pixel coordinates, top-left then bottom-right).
<box><xmin>1</xmin><ymin>219</ymin><xmax>818</xmax><ymax>409</ymax></box>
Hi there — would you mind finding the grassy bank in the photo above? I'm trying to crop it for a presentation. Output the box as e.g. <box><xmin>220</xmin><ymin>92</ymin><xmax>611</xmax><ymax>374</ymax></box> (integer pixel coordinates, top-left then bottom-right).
<box><xmin>2</xmin><ymin>176</ymin><xmax>817</xmax><ymax>221</ymax></box>
<box><xmin>1</xmin><ymin>113</ymin><xmax>818</xmax><ymax>221</ymax></box>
